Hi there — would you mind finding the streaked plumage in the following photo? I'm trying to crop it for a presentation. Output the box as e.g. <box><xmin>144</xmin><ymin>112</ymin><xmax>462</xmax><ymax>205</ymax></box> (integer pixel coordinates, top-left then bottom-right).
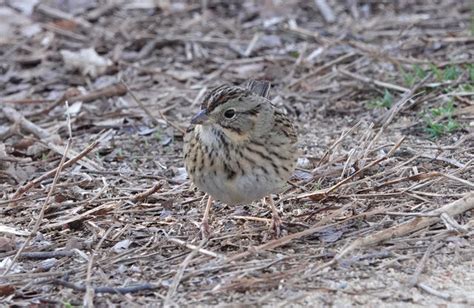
<box><xmin>183</xmin><ymin>80</ymin><xmax>298</xmax><ymax>235</ymax></box>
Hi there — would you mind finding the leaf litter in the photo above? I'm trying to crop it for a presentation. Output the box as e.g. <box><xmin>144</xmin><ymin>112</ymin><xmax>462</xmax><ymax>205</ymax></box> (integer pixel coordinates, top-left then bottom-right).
<box><xmin>0</xmin><ymin>0</ymin><xmax>473</xmax><ymax>306</ymax></box>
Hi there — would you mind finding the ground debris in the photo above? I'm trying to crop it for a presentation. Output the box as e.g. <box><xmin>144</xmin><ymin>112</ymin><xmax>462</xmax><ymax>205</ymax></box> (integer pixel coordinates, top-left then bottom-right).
<box><xmin>1</xmin><ymin>0</ymin><xmax>473</xmax><ymax>306</ymax></box>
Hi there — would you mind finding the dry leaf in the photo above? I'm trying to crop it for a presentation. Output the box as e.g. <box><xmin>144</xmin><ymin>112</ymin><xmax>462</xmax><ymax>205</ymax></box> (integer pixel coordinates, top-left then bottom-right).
<box><xmin>0</xmin><ymin>284</ymin><xmax>15</xmax><ymax>296</ymax></box>
<box><xmin>0</xmin><ymin>225</ymin><xmax>30</xmax><ymax>236</ymax></box>
<box><xmin>0</xmin><ymin>236</ymin><xmax>15</xmax><ymax>252</ymax></box>
<box><xmin>112</xmin><ymin>239</ymin><xmax>132</xmax><ymax>253</ymax></box>
<box><xmin>7</xmin><ymin>0</ymin><xmax>40</xmax><ymax>15</ymax></box>
<box><xmin>60</xmin><ymin>48</ymin><xmax>112</xmax><ymax>78</ymax></box>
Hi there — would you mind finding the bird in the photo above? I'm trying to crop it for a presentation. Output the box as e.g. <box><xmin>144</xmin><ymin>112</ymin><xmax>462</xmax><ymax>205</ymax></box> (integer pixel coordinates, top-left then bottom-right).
<box><xmin>183</xmin><ymin>80</ymin><xmax>298</xmax><ymax>237</ymax></box>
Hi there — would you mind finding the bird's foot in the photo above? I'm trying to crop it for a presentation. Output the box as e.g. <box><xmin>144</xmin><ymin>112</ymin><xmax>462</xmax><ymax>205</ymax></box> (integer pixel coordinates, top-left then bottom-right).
<box><xmin>200</xmin><ymin>219</ymin><xmax>211</xmax><ymax>239</ymax></box>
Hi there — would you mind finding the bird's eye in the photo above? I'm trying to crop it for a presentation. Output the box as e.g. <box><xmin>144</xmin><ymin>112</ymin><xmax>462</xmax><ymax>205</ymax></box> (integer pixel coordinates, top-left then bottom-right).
<box><xmin>223</xmin><ymin>109</ymin><xmax>236</xmax><ymax>119</ymax></box>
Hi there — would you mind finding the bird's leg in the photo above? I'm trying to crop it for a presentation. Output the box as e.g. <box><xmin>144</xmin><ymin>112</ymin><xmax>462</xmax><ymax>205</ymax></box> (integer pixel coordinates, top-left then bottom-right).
<box><xmin>201</xmin><ymin>195</ymin><xmax>213</xmax><ymax>238</ymax></box>
<box><xmin>263</xmin><ymin>196</ymin><xmax>282</xmax><ymax>237</ymax></box>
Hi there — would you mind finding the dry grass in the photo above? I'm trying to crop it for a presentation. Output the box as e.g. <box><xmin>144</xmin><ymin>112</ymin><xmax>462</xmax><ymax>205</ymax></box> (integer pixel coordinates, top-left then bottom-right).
<box><xmin>1</xmin><ymin>0</ymin><xmax>473</xmax><ymax>306</ymax></box>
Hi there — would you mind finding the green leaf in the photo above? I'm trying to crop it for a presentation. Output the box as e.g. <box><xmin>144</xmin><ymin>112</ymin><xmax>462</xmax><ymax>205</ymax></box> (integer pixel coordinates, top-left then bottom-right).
<box><xmin>467</xmin><ymin>64</ymin><xmax>474</xmax><ymax>82</ymax></box>
<box><xmin>288</xmin><ymin>50</ymin><xmax>300</xmax><ymax>58</ymax></box>
<box><xmin>429</xmin><ymin>64</ymin><xmax>443</xmax><ymax>81</ymax></box>
<box><xmin>443</xmin><ymin>65</ymin><xmax>460</xmax><ymax>81</ymax></box>
<box><xmin>413</xmin><ymin>64</ymin><xmax>427</xmax><ymax>79</ymax></box>
<box><xmin>366</xmin><ymin>89</ymin><xmax>393</xmax><ymax>109</ymax></box>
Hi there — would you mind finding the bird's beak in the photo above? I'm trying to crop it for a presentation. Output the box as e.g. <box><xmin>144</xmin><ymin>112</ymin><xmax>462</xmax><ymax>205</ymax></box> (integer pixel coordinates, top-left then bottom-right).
<box><xmin>191</xmin><ymin>109</ymin><xmax>209</xmax><ymax>125</ymax></box>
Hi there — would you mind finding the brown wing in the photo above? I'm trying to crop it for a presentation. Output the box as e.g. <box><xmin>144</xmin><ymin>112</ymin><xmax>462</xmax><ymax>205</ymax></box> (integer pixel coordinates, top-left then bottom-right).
<box><xmin>245</xmin><ymin>80</ymin><xmax>271</xmax><ymax>98</ymax></box>
<box><xmin>273</xmin><ymin>108</ymin><xmax>298</xmax><ymax>144</ymax></box>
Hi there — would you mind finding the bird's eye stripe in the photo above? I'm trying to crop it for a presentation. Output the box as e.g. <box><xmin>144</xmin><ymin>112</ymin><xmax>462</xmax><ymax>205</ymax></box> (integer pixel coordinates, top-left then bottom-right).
<box><xmin>240</xmin><ymin>105</ymin><xmax>261</xmax><ymax>116</ymax></box>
